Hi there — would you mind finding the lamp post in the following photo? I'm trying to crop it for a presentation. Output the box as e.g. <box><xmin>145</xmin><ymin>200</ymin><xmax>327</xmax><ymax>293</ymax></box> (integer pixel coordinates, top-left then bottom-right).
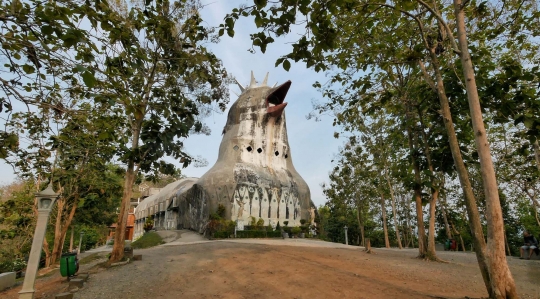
<box><xmin>344</xmin><ymin>225</ymin><xmax>349</xmax><ymax>245</ymax></box>
<box><xmin>19</xmin><ymin>183</ymin><xmax>59</xmax><ymax>299</ymax></box>
<box><xmin>77</xmin><ymin>232</ymin><xmax>85</xmax><ymax>254</ymax></box>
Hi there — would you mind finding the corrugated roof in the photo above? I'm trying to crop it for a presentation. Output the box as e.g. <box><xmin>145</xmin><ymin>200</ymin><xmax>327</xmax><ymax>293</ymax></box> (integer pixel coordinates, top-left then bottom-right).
<box><xmin>135</xmin><ymin>177</ymin><xmax>198</xmax><ymax>215</ymax></box>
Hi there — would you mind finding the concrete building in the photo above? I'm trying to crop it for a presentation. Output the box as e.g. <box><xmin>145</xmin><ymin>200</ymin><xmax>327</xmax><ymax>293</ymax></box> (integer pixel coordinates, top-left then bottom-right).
<box><xmin>134</xmin><ymin>73</ymin><xmax>315</xmax><ymax>236</ymax></box>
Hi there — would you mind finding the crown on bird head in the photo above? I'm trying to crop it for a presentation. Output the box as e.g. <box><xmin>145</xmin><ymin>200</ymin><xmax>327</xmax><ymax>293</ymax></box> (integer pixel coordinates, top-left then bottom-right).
<box><xmin>234</xmin><ymin>71</ymin><xmax>277</xmax><ymax>95</ymax></box>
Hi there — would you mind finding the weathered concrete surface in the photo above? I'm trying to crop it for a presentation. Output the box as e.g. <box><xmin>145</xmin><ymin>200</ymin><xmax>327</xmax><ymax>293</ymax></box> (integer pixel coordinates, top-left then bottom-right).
<box><xmin>0</xmin><ymin>272</ymin><xmax>16</xmax><ymax>291</ymax></box>
<box><xmin>77</xmin><ymin>273</ymin><xmax>89</xmax><ymax>282</ymax></box>
<box><xmin>161</xmin><ymin>230</ymin><xmax>210</xmax><ymax>247</ymax></box>
<box><xmin>134</xmin><ymin>73</ymin><xmax>315</xmax><ymax>236</ymax></box>
<box><xmin>55</xmin><ymin>292</ymin><xmax>73</xmax><ymax>299</ymax></box>
<box><xmin>68</xmin><ymin>279</ymin><xmax>84</xmax><ymax>290</ymax></box>
<box><xmin>192</xmin><ymin>76</ymin><xmax>313</xmax><ymax>230</ymax></box>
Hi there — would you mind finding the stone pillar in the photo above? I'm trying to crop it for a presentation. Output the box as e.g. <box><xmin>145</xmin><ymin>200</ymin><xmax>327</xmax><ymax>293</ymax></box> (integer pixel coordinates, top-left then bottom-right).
<box><xmin>19</xmin><ymin>210</ymin><xmax>51</xmax><ymax>299</ymax></box>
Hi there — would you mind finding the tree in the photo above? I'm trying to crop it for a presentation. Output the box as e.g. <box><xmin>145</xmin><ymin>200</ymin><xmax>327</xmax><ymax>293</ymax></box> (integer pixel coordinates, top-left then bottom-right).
<box><xmin>0</xmin><ymin>180</ymin><xmax>36</xmax><ymax>272</ymax></box>
<box><xmin>89</xmin><ymin>0</ymin><xmax>230</xmax><ymax>263</ymax></box>
<box><xmin>0</xmin><ymin>0</ymin><xmax>122</xmax><ymax>159</ymax></box>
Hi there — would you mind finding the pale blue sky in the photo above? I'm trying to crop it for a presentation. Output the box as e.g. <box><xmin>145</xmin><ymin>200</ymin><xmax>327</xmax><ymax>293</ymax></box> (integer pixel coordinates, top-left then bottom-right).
<box><xmin>0</xmin><ymin>0</ymin><xmax>343</xmax><ymax>206</ymax></box>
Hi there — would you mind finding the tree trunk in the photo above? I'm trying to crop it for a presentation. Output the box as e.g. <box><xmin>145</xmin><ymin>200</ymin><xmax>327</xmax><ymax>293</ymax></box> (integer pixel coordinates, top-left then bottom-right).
<box><xmin>421</xmin><ymin>32</ymin><xmax>491</xmax><ymax>294</ymax></box>
<box><xmin>43</xmin><ymin>238</ymin><xmax>51</xmax><ymax>268</ymax></box>
<box><xmin>449</xmin><ymin>221</ymin><xmax>466</xmax><ymax>252</ymax></box>
<box><xmin>50</xmin><ymin>194</ymin><xmax>79</xmax><ymax>266</ymax></box>
<box><xmin>356</xmin><ymin>200</ymin><xmax>365</xmax><ymax>247</ymax></box>
<box><xmin>384</xmin><ymin>169</ymin><xmax>403</xmax><ymax>249</ymax></box>
<box><xmin>404</xmin><ymin>193</ymin><xmax>414</xmax><ymax>248</ymax></box>
<box><xmin>380</xmin><ymin>193</ymin><xmax>390</xmax><ymax>248</ymax></box>
<box><xmin>50</xmin><ymin>197</ymin><xmax>65</xmax><ymax>266</ymax></box>
<box><xmin>426</xmin><ymin>188</ymin><xmax>439</xmax><ymax>259</ymax></box>
<box><xmin>504</xmin><ymin>229</ymin><xmax>511</xmax><ymax>256</ymax></box>
<box><xmin>69</xmin><ymin>227</ymin><xmax>74</xmax><ymax>252</ymax></box>
<box><xmin>440</xmin><ymin>192</ymin><xmax>453</xmax><ymax>239</ymax></box>
<box><xmin>404</xmin><ymin>112</ymin><xmax>427</xmax><ymax>256</ymax></box>
<box><xmin>417</xmin><ymin>107</ymin><xmax>441</xmax><ymax>260</ymax></box>
<box><xmin>109</xmin><ymin>120</ymin><xmax>142</xmax><ymax>264</ymax></box>
<box><xmin>453</xmin><ymin>1</ymin><xmax>517</xmax><ymax>297</ymax></box>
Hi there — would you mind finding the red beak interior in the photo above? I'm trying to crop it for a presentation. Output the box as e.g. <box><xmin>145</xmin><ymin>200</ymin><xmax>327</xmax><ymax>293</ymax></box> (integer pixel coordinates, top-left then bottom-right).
<box><xmin>266</xmin><ymin>80</ymin><xmax>291</xmax><ymax>117</ymax></box>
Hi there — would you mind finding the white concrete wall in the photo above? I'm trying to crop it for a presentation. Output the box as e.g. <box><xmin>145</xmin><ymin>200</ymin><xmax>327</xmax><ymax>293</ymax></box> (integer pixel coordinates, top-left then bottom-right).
<box><xmin>0</xmin><ymin>272</ymin><xmax>16</xmax><ymax>291</ymax></box>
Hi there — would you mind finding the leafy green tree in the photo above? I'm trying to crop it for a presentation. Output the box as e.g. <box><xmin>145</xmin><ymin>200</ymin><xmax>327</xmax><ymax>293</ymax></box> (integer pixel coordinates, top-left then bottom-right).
<box><xmin>0</xmin><ymin>180</ymin><xmax>36</xmax><ymax>272</ymax></box>
<box><xmin>0</xmin><ymin>0</ymin><xmax>123</xmax><ymax>158</ymax></box>
<box><xmin>89</xmin><ymin>0</ymin><xmax>230</xmax><ymax>263</ymax></box>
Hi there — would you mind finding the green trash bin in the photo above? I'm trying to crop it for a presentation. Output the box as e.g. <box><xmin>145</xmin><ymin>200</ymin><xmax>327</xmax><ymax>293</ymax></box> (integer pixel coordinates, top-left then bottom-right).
<box><xmin>60</xmin><ymin>252</ymin><xmax>78</xmax><ymax>277</ymax></box>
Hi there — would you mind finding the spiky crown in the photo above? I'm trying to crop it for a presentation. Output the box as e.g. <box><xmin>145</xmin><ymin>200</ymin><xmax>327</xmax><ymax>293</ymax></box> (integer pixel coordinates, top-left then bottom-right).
<box><xmin>234</xmin><ymin>71</ymin><xmax>277</xmax><ymax>94</ymax></box>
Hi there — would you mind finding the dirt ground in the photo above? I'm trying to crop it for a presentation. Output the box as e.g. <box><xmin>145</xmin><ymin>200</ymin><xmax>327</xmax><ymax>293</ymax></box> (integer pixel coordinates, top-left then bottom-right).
<box><xmin>2</xmin><ymin>240</ymin><xmax>540</xmax><ymax>299</ymax></box>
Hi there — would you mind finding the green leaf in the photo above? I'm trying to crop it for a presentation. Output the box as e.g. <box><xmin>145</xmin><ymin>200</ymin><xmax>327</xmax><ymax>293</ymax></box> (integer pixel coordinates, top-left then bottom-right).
<box><xmin>283</xmin><ymin>59</ymin><xmax>291</xmax><ymax>71</ymax></box>
<box><xmin>22</xmin><ymin>64</ymin><xmax>35</xmax><ymax>74</ymax></box>
<box><xmin>75</xmin><ymin>64</ymin><xmax>87</xmax><ymax>72</ymax></box>
<box><xmin>41</xmin><ymin>25</ymin><xmax>53</xmax><ymax>35</ymax></box>
<box><xmin>254</xmin><ymin>0</ymin><xmax>268</xmax><ymax>9</ymax></box>
<box><xmin>82</xmin><ymin>71</ymin><xmax>96</xmax><ymax>88</ymax></box>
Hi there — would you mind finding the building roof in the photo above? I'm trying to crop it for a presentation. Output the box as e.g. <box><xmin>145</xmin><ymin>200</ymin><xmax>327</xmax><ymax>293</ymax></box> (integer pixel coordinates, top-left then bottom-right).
<box><xmin>134</xmin><ymin>177</ymin><xmax>198</xmax><ymax>217</ymax></box>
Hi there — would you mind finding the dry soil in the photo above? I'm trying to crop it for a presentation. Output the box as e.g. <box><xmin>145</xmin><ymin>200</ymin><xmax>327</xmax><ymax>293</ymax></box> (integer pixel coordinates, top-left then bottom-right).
<box><xmin>2</xmin><ymin>239</ymin><xmax>540</xmax><ymax>299</ymax></box>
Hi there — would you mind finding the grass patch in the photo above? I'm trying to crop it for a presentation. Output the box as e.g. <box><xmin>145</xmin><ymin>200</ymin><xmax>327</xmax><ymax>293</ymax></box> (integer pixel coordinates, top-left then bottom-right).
<box><xmin>131</xmin><ymin>232</ymin><xmax>164</xmax><ymax>249</ymax></box>
<box><xmin>79</xmin><ymin>253</ymin><xmax>105</xmax><ymax>265</ymax></box>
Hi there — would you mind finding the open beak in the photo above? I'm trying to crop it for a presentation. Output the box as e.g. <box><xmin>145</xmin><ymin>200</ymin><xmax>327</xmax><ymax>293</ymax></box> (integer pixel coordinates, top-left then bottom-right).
<box><xmin>266</xmin><ymin>80</ymin><xmax>291</xmax><ymax>117</ymax></box>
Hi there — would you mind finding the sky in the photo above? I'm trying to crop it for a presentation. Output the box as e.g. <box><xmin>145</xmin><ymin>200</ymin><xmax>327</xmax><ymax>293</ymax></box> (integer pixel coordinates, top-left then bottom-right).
<box><xmin>0</xmin><ymin>0</ymin><xmax>344</xmax><ymax>207</ymax></box>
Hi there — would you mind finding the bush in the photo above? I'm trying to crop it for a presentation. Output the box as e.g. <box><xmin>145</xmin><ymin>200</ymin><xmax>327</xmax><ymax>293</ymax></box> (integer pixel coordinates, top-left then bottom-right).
<box><xmin>291</xmin><ymin>227</ymin><xmax>302</xmax><ymax>236</ymax></box>
<box><xmin>0</xmin><ymin>258</ymin><xmax>26</xmax><ymax>275</ymax></box>
<box><xmin>300</xmin><ymin>219</ymin><xmax>307</xmax><ymax>225</ymax></box>
<box><xmin>267</xmin><ymin>231</ymin><xmax>282</xmax><ymax>238</ymax></box>
<box><xmin>283</xmin><ymin>226</ymin><xmax>292</xmax><ymax>234</ymax></box>
<box><xmin>256</xmin><ymin>218</ymin><xmax>265</xmax><ymax>230</ymax></box>
<box><xmin>213</xmin><ymin>231</ymin><xmax>231</xmax><ymax>239</ymax></box>
<box><xmin>144</xmin><ymin>216</ymin><xmax>154</xmax><ymax>232</ymax></box>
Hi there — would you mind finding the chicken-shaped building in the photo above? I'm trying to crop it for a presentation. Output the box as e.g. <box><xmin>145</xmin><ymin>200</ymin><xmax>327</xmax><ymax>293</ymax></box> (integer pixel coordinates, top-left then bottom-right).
<box><xmin>134</xmin><ymin>72</ymin><xmax>313</xmax><ymax>235</ymax></box>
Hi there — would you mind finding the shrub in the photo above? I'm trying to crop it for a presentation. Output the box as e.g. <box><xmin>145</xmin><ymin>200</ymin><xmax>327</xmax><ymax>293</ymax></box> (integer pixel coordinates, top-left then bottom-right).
<box><xmin>291</xmin><ymin>227</ymin><xmax>302</xmax><ymax>236</ymax></box>
<box><xmin>267</xmin><ymin>231</ymin><xmax>282</xmax><ymax>238</ymax></box>
<box><xmin>144</xmin><ymin>216</ymin><xmax>154</xmax><ymax>232</ymax></box>
<box><xmin>217</xmin><ymin>204</ymin><xmax>226</xmax><ymax>218</ymax></box>
<box><xmin>213</xmin><ymin>231</ymin><xmax>231</xmax><ymax>239</ymax></box>
<box><xmin>256</xmin><ymin>218</ymin><xmax>265</xmax><ymax>230</ymax></box>
<box><xmin>232</xmin><ymin>230</ymin><xmax>283</xmax><ymax>238</ymax></box>
<box><xmin>249</xmin><ymin>216</ymin><xmax>257</xmax><ymax>226</ymax></box>
<box><xmin>283</xmin><ymin>221</ymin><xmax>289</xmax><ymax>227</ymax></box>
<box><xmin>300</xmin><ymin>219</ymin><xmax>307</xmax><ymax>225</ymax></box>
